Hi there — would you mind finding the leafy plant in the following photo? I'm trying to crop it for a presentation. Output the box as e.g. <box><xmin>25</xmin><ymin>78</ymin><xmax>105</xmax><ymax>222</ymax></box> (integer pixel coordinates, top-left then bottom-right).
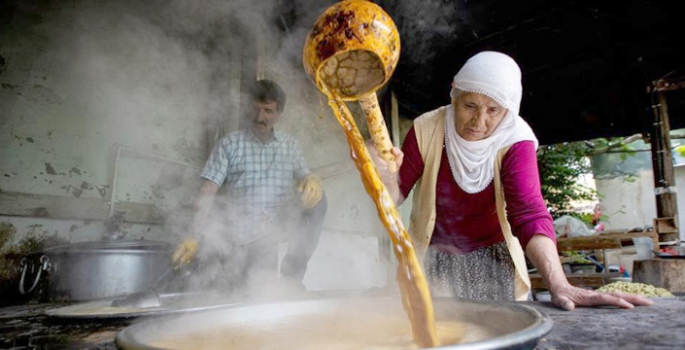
<box><xmin>675</xmin><ymin>144</ymin><xmax>685</xmax><ymax>158</ymax></box>
<box><xmin>537</xmin><ymin>136</ymin><xmax>641</xmax><ymax>220</ymax></box>
<box><xmin>537</xmin><ymin>142</ymin><xmax>597</xmax><ymax>220</ymax></box>
<box><xmin>562</xmin><ymin>251</ymin><xmax>593</xmax><ymax>264</ymax></box>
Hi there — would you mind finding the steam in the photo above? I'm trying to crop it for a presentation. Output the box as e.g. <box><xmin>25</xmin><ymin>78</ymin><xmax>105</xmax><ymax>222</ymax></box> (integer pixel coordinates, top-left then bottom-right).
<box><xmin>2</xmin><ymin>0</ymin><xmax>522</xmax><ymax>345</ymax></box>
<box><xmin>3</xmin><ymin>0</ymin><xmax>454</xmax><ymax>310</ymax></box>
<box><xmin>32</xmin><ymin>0</ymin><xmax>345</xmax><ymax>302</ymax></box>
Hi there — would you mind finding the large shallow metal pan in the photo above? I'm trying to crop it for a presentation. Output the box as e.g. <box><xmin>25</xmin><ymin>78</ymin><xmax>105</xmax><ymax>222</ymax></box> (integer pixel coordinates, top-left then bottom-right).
<box><xmin>44</xmin><ymin>292</ymin><xmax>237</xmax><ymax>319</ymax></box>
<box><xmin>115</xmin><ymin>296</ymin><xmax>553</xmax><ymax>350</ymax></box>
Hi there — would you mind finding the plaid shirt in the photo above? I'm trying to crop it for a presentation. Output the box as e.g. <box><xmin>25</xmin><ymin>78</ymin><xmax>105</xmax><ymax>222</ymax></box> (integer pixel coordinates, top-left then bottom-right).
<box><xmin>201</xmin><ymin>128</ymin><xmax>310</xmax><ymax>244</ymax></box>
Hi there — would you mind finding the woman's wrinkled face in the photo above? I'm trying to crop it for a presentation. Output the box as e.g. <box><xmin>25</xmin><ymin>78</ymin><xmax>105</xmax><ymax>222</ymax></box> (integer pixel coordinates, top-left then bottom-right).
<box><xmin>452</xmin><ymin>91</ymin><xmax>508</xmax><ymax>141</ymax></box>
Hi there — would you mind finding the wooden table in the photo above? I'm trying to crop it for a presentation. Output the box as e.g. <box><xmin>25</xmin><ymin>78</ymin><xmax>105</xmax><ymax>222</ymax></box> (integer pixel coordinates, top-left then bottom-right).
<box><xmin>528</xmin><ymin>297</ymin><xmax>685</xmax><ymax>350</ymax></box>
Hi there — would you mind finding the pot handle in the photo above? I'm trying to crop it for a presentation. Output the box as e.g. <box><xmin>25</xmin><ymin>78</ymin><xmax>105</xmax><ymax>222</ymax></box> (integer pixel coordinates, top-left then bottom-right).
<box><xmin>19</xmin><ymin>255</ymin><xmax>50</xmax><ymax>295</ymax></box>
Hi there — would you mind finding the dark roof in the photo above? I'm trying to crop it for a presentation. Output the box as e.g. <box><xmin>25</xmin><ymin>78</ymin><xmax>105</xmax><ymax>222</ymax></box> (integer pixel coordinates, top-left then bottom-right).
<box><xmin>280</xmin><ymin>0</ymin><xmax>685</xmax><ymax>145</ymax></box>
<box><xmin>385</xmin><ymin>0</ymin><xmax>685</xmax><ymax>145</ymax></box>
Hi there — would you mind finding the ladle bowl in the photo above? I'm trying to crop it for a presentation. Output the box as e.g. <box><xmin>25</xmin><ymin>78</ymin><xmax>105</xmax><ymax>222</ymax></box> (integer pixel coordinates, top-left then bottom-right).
<box><xmin>303</xmin><ymin>0</ymin><xmax>400</xmax><ymax>172</ymax></box>
<box><xmin>303</xmin><ymin>0</ymin><xmax>400</xmax><ymax>100</ymax></box>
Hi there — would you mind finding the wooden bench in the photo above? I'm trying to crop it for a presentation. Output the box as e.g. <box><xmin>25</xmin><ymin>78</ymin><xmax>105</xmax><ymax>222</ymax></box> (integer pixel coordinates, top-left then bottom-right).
<box><xmin>530</xmin><ymin>230</ymin><xmax>659</xmax><ymax>289</ymax></box>
<box><xmin>556</xmin><ymin>230</ymin><xmax>659</xmax><ymax>252</ymax></box>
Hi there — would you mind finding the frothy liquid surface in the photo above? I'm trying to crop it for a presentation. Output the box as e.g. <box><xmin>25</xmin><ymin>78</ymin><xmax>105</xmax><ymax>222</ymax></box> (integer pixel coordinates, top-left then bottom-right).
<box><xmin>149</xmin><ymin>313</ymin><xmax>488</xmax><ymax>350</ymax></box>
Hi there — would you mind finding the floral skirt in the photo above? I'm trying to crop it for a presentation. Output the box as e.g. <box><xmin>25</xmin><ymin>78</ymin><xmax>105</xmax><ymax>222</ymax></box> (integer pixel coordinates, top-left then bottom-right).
<box><xmin>424</xmin><ymin>241</ymin><xmax>519</xmax><ymax>301</ymax></box>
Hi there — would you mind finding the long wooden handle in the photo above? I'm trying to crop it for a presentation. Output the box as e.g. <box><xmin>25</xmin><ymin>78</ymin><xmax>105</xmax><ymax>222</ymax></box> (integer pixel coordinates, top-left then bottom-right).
<box><xmin>327</xmin><ymin>97</ymin><xmax>438</xmax><ymax>347</ymax></box>
<box><xmin>359</xmin><ymin>93</ymin><xmax>397</xmax><ymax>173</ymax></box>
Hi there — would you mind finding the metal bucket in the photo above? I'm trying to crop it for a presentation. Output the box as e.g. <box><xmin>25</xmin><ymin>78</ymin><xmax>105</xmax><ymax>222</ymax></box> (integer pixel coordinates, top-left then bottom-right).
<box><xmin>115</xmin><ymin>296</ymin><xmax>553</xmax><ymax>350</ymax></box>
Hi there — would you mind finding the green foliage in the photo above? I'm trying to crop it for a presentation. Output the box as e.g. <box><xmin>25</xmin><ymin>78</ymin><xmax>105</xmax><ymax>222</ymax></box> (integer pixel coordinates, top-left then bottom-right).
<box><xmin>589</xmin><ymin>136</ymin><xmax>643</xmax><ymax>181</ymax></box>
<box><xmin>676</xmin><ymin>145</ymin><xmax>685</xmax><ymax>158</ymax></box>
<box><xmin>537</xmin><ymin>142</ymin><xmax>597</xmax><ymax>219</ymax></box>
<box><xmin>575</xmin><ymin>212</ymin><xmax>595</xmax><ymax>226</ymax></box>
<box><xmin>538</xmin><ymin>136</ymin><xmax>642</xmax><ymax>220</ymax></box>
<box><xmin>562</xmin><ymin>251</ymin><xmax>593</xmax><ymax>264</ymax></box>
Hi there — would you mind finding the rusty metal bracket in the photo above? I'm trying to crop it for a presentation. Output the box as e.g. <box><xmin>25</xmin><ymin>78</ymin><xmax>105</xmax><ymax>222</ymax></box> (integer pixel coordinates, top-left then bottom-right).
<box><xmin>654</xmin><ymin>186</ymin><xmax>678</xmax><ymax>195</ymax></box>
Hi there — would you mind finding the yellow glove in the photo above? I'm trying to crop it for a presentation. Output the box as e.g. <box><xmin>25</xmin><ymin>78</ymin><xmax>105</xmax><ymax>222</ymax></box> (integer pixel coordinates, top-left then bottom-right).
<box><xmin>297</xmin><ymin>174</ymin><xmax>322</xmax><ymax>209</ymax></box>
<box><xmin>171</xmin><ymin>237</ymin><xmax>199</xmax><ymax>267</ymax></box>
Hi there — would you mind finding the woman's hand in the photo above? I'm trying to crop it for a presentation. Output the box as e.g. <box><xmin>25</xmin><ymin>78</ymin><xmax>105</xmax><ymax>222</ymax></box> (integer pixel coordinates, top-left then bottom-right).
<box><xmin>366</xmin><ymin>140</ymin><xmax>403</xmax><ymax>173</ymax></box>
<box><xmin>366</xmin><ymin>141</ymin><xmax>404</xmax><ymax>204</ymax></box>
<box><xmin>550</xmin><ymin>283</ymin><xmax>653</xmax><ymax>311</ymax></box>
<box><xmin>526</xmin><ymin>235</ymin><xmax>653</xmax><ymax>310</ymax></box>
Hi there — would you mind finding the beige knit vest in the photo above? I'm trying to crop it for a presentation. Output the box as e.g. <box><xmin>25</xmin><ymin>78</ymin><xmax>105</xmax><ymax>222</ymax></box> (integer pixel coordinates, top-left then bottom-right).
<box><xmin>410</xmin><ymin>106</ymin><xmax>531</xmax><ymax>300</ymax></box>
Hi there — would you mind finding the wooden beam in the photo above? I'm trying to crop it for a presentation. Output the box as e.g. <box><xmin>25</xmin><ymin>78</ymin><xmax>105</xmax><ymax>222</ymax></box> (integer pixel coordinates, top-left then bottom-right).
<box><xmin>0</xmin><ymin>191</ymin><xmax>162</xmax><ymax>224</ymax></box>
<box><xmin>649</xmin><ymin>89</ymin><xmax>680</xmax><ymax>243</ymax></box>
<box><xmin>652</xmin><ymin>77</ymin><xmax>685</xmax><ymax>92</ymax></box>
<box><xmin>557</xmin><ymin>236</ymin><xmax>622</xmax><ymax>251</ymax></box>
<box><xmin>391</xmin><ymin>91</ymin><xmax>400</xmax><ymax>147</ymax></box>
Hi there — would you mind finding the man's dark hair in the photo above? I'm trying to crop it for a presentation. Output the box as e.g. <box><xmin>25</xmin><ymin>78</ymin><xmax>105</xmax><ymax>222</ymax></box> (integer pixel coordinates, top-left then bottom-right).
<box><xmin>249</xmin><ymin>79</ymin><xmax>286</xmax><ymax>113</ymax></box>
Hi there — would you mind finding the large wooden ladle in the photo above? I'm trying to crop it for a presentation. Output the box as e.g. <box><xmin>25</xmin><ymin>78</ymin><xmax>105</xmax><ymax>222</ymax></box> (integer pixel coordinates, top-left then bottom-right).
<box><xmin>303</xmin><ymin>0</ymin><xmax>400</xmax><ymax>173</ymax></box>
<box><xmin>303</xmin><ymin>1</ymin><xmax>438</xmax><ymax>347</ymax></box>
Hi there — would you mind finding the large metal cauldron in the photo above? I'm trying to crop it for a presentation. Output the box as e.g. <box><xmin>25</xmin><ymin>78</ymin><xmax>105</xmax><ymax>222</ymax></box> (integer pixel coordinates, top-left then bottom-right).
<box><xmin>115</xmin><ymin>296</ymin><xmax>553</xmax><ymax>350</ymax></box>
<box><xmin>20</xmin><ymin>239</ymin><xmax>174</xmax><ymax>301</ymax></box>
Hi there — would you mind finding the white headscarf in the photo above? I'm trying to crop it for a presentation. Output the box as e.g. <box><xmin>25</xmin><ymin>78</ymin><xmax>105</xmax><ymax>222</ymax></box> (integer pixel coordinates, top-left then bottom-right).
<box><xmin>445</xmin><ymin>51</ymin><xmax>538</xmax><ymax>194</ymax></box>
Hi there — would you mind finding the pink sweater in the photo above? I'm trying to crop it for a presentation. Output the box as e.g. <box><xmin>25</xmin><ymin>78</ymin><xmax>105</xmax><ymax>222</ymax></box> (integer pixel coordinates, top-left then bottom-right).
<box><xmin>399</xmin><ymin>127</ymin><xmax>555</xmax><ymax>253</ymax></box>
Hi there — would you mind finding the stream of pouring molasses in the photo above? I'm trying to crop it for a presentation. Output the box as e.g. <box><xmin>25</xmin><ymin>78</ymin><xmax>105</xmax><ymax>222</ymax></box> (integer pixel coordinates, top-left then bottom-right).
<box><xmin>325</xmin><ymin>94</ymin><xmax>438</xmax><ymax>348</ymax></box>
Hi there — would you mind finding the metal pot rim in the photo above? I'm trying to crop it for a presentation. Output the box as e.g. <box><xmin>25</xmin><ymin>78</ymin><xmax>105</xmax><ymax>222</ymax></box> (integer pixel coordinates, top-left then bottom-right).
<box><xmin>43</xmin><ymin>239</ymin><xmax>172</xmax><ymax>253</ymax></box>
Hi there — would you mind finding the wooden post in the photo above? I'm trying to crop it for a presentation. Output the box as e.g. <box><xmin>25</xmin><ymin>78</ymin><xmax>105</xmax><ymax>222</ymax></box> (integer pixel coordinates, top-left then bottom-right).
<box><xmin>633</xmin><ymin>259</ymin><xmax>685</xmax><ymax>293</ymax></box>
<box><xmin>648</xmin><ymin>83</ymin><xmax>680</xmax><ymax>244</ymax></box>
<box><xmin>391</xmin><ymin>91</ymin><xmax>400</xmax><ymax>148</ymax></box>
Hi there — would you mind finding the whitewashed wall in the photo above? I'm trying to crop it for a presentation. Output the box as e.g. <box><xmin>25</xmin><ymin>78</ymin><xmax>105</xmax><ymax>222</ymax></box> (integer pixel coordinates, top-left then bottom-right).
<box><xmin>595</xmin><ymin>166</ymin><xmax>685</xmax><ymax>237</ymax></box>
<box><xmin>594</xmin><ymin>170</ymin><xmax>658</xmax><ymax>231</ymax></box>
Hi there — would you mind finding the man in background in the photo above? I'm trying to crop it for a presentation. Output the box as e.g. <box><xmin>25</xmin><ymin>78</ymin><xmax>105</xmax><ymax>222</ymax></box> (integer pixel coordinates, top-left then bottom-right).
<box><xmin>173</xmin><ymin>79</ymin><xmax>327</xmax><ymax>294</ymax></box>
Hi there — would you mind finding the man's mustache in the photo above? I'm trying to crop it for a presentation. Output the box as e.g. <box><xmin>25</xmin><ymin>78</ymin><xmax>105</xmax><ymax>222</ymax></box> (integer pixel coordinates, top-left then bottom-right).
<box><xmin>253</xmin><ymin>119</ymin><xmax>267</xmax><ymax>126</ymax></box>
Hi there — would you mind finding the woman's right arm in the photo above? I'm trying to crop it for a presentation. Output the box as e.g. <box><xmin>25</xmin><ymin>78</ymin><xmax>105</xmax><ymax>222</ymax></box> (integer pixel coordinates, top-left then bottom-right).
<box><xmin>367</xmin><ymin>127</ymin><xmax>424</xmax><ymax>205</ymax></box>
<box><xmin>367</xmin><ymin>140</ymin><xmax>404</xmax><ymax>204</ymax></box>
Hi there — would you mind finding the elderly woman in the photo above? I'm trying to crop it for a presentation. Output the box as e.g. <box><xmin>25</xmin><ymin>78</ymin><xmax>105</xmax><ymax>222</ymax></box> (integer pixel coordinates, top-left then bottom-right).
<box><xmin>373</xmin><ymin>51</ymin><xmax>651</xmax><ymax>310</ymax></box>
